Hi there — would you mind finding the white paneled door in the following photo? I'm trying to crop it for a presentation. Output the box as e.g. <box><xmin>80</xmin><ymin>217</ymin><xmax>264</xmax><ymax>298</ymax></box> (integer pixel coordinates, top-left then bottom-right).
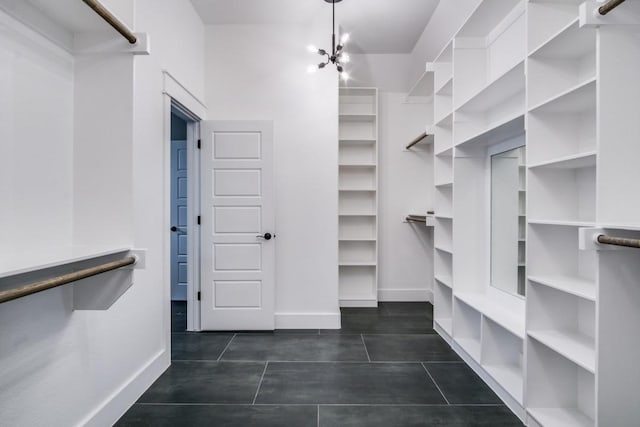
<box><xmin>200</xmin><ymin>121</ymin><xmax>275</xmax><ymax>330</ymax></box>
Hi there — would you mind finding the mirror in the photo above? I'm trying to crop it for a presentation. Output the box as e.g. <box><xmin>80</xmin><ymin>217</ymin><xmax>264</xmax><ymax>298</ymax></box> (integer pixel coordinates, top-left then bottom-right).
<box><xmin>491</xmin><ymin>146</ymin><xmax>526</xmax><ymax>297</ymax></box>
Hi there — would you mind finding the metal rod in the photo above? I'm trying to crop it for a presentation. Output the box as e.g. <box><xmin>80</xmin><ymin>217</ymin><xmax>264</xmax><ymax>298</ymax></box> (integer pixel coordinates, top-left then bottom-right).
<box><xmin>406</xmin><ymin>215</ymin><xmax>427</xmax><ymax>223</ymax></box>
<box><xmin>406</xmin><ymin>218</ymin><xmax>424</xmax><ymax>223</ymax></box>
<box><xmin>0</xmin><ymin>256</ymin><xmax>136</xmax><ymax>304</ymax></box>
<box><xmin>81</xmin><ymin>0</ymin><xmax>137</xmax><ymax>44</ymax></box>
<box><xmin>406</xmin><ymin>132</ymin><xmax>429</xmax><ymax>150</ymax></box>
<box><xmin>599</xmin><ymin>0</ymin><xmax>626</xmax><ymax>15</ymax></box>
<box><xmin>597</xmin><ymin>234</ymin><xmax>640</xmax><ymax>249</ymax></box>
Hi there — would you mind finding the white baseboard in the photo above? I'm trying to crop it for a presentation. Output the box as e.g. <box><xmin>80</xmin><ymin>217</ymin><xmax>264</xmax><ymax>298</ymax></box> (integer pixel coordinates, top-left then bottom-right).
<box><xmin>82</xmin><ymin>349</ymin><xmax>170</xmax><ymax>427</ymax></box>
<box><xmin>274</xmin><ymin>312</ymin><xmax>342</xmax><ymax>329</ymax></box>
<box><xmin>378</xmin><ymin>288</ymin><xmax>433</xmax><ymax>303</ymax></box>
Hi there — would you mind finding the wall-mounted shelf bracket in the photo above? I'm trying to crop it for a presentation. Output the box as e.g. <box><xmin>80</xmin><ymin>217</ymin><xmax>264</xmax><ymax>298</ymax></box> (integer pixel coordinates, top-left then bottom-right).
<box><xmin>74</xmin><ymin>32</ymin><xmax>151</xmax><ymax>55</ymax></box>
<box><xmin>405</xmin><ymin>132</ymin><xmax>433</xmax><ymax>150</ymax></box>
<box><xmin>580</xmin><ymin>0</ymin><xmax>640</xmax><ymax>27</ymax></box>
<box><xmin>580</xmin><ymin>227</ymin><xmax>640</xmax><ymax>251</ymax></box>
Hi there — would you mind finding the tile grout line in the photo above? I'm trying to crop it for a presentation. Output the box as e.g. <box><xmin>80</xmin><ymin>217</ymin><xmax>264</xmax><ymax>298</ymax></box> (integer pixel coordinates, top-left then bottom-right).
<box><xmin>252</xmin><ymin>362</ymin><xmax>269</xmax><ymax>405</ymax></box>
<box><xmin>317</xmin><ymin>404</ymin><xmax>320</xmax><ymax>427</ymax></box>
<box><xmin>217</xmin><ymin>333</ymin><xmax>236</xmax><ymax>361</ymax></box>
<box><xmin>360</xmin><ymin>334</ymin><xmax>372</xmax><ymax>362</ymax></box>
<box><xmin>136</xmin><ymin>402</ymin><xmax>506</xmax><ymax>407</ymax></box>
<box><xmin>172</xmin><ymin>359</ymin><xmax>461</xmax><ymax>364</ymax></box>
<box><xmin>421</xmin><ymin>362</ymin><xmax>450</xmax><ymax>405</ymax></box>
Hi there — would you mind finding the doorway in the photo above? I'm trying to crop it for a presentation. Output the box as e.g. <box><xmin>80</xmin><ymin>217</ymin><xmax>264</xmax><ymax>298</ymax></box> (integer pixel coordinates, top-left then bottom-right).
<box><xmin>169</xmin><ymin>103</ymin><xmax>200</xmax><ymax>332</ymax></box>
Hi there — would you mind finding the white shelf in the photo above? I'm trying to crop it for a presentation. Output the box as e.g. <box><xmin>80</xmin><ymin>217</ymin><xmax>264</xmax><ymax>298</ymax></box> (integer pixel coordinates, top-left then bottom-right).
<box><xmin>529</xmin><ymin>78</ymin><xmax>596</xmax><ymax>114</ymax></box>
<box><xmin>456</xmin><ymin>61</ymin><xmax>525</xmax><ymax>113</ymax></box>
<box><xmin>407</xmin><ymin>68</ymin><xmax>434</xmax><ymax>97</ymax></box>
<box><xmin>0</xmin><ymin>245</ymin><xmax>131</xmax><ymax>279</ymax></box>
<box><xmin>435</xmin><ymin>147</ymin><xmax>453</xmax><ymax>158</ymax></box>
<box><xmin>457</xmin><ymin>0</ymin><xmax>523</xmax><ymax>38</ymax></box>
<box><xmin>455</xmin><ymin>113</ymin><xmax>524</xmax><ymax>149</ymax></box>
<box><xmin>435</xmin><ymin>275</ymin><xmax>452</xmax><ymax>289</ymax></box>
<box><xmin>529</xmin><ymin>19</ymin><xmax>591</xmax><ymax>59</ymax></box>
<box><xmin>455</xmin><ymin>292</ymin><xmax>525</xmax><ymax>339</ymax></box>
<box><xmin>339</xmin><ymin>139</ymin><xmax>376</xmax><ymax>143</ymax></box>
<box><xmin>528</xmin><ymin>408</ymin><xmax>593</xmax><ymax>427</ymax></box>
<box><xmin>339</xmin><ymin>212</ymin><xmax>377</xmax><ymax>217</ymax></box>
<box><xmin>339</xmin><ymin>87</ymin><xmax>377</xmax><ymax>96</ymax></box>
<box><xmin>339</xmin><ymin>262</ymin><xmax>376</xmax><ymax>267</ymax></box>
<box><xmin>339</xmin><ymin>163</ymin><xmax>376</xmax><ymax>167</ymax></box>
<box><xmin>434</xmin><ymin>111</ymin><xmax>453</xmax><ymax>128</ymax></box>
<box><xmin>434</xmin><ymin>245</ymin><xmax>453</xmax><ymax>255</ymax></box>
<box><xmin>339</xmin><ymin>238</ymin><xmax>376</xmax><ymax>242</ymax></box>
<box><xmin>435</xmin><ymin>214</ymin><xmax>453</xmax><ymax>220</ymax></box>
<box><xmin>483</xmin><ymin>364</ymin><xmax>523</xmax><ymax>403</ymax></box>
<box><xmin>338</xmin><ymin>188</ymin><xmax>376</xmax><ymax>192</ymax></box>
<box><xmin>528</xmin><ymin>330</ymin><xmax>595</xmax><ymax>373</ymax></box>
<box><xmin>436</xmin><ymin>77</ymin><xmax>453</xmax><ymax>96</ymax></box>
<box><xmin>528</xmin><ymin>275</ymin><xmax>595</xmax><ymax>301</ymax></box>
<box><xmin>339</xmin><ymin>114</ymin><xmax>376</xmax><ymax>122</ymax></box>
<box><xmin>435</xmin><ymin>182</ymin><xmax>453</xmax><ymax>188</ymax></box>
<box><xmin>528</xmin><ymin>151</ymin><xmax>596</xmax><ymax>170</ymax></box>
<box><xmin>528</xmin><ymin>219</ymin><xmax>595</xmax><ymax>227</ymax></box>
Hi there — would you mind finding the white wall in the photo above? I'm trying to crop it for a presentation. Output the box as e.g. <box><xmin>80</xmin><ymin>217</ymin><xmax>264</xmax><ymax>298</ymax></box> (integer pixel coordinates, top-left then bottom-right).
<box><xmin>341</xmin><ymin>49</ymin><xmax>435</xmax><ymax>302</ymax></box>
<box><xmin>378</xmin><ymin>93</ymin><xmax>434</xmax><ymax>301</ymax></box>
<box><xmin>0</xmin><ymin>1</ymin><xmax>206</xmax><ymax>425</ymax></box>
<box><xmin>344</xmin><ymin>53</ymin><xmax>412</xmax><ymax>92</ymax></box>
<box><xmin>0</xmin><ymin>10</ymin><xmax>74</xmax><ymax>252</ymax></box>
<box><xmin>205</xmin><ymin>22</ymin><xmax>340</xmax><ymax>328</ymax></box>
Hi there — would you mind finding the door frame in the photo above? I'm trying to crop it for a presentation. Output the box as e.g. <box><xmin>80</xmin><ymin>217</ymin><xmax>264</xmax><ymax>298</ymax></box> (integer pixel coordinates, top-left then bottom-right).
<box><xmin>170</xmin><ymin>103</ymin><xmax>201</xmax><ymax>331</ymax></box>
<box><xmin>162</xmin><ymin>71</ymin><xmax>207</xmax><ymax>333</ymax></box>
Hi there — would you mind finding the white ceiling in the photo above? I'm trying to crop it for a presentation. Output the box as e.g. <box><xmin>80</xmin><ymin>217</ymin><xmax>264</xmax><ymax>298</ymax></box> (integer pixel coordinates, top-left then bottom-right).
<box><xmin>190</xmin><ymin>0</ymin><xmax>440</xmax><ymax>54</ymax></box>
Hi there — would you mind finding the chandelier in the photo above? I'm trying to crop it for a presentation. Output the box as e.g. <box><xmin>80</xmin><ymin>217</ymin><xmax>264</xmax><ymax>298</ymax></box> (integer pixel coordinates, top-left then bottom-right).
<box><xmin>307</xmin><ymin>0</ymin><xmax>350</xmax><ymax>80</ymax></box>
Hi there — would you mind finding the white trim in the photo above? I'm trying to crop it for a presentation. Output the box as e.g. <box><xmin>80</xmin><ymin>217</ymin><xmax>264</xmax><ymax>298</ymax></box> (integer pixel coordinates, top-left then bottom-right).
<box><xmin>274</xmin><ymin>312</ymin><xmax>342</xmax><ymax>330</ymax></box>
<box><xmin>165</xmin><ymin>97</ymin><xmax>201</xmax><ymax>332</ymax></box>
<box><xmin>162</xmin><ymin>70</ymin><xmax>207</xmax><ymax>120</ymax></box>
<box><xmin>80</xmin><ymin>350</ymin><xmax>170</xmax><ymax>427</ymax></box>
<box><xmin>378</xmin><ymin>289</ymin><xmax>433</xmax><ymax>303</ymax></box>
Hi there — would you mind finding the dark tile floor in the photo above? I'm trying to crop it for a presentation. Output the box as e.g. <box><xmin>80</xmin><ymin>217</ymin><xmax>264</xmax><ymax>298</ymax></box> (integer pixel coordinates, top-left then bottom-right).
<box><xmin>116</xmin><ymin>302</ymin><xmax>523</xmax><ymax>426</ymax></box>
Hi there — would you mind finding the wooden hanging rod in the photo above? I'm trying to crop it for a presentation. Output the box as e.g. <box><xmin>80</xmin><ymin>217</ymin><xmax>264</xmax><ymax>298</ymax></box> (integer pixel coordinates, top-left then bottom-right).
<box><xmin>597</xmin><ymin>234</ymin><xmax>640</xmax><ymax>249</ymax></box>
<box><xmin>0</xmin><ymin>256</ymin><xmax>136</xmax><ymax>304</ymax></box>
<box><xmin>81</xmin><ymin>0</ymin><xmax>137</xmax><ymax>44</ymax></box>
<box><xmin>406</xmin><ymin>132</ymin><xmax>430</xmax><ymax>150</ymax></box>
<box><xmin>599</xmin><ymin>0</ymin><xmax>626</xmax><ymax>15</ymax></box>
<box><xmin>406</xmin><ymin>215</ymin><xmax>427</xmax><ymax>223</ymax></box>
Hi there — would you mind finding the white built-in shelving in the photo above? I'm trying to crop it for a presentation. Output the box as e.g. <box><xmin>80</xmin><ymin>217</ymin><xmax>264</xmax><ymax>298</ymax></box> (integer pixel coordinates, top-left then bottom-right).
<box><xmin>338</xmin><ymin>88</ymin><xmax>378</xmax><ymax>307</ymax></box>
<box><xmin>427</xmin><ymin>0</ymin><xmax>640</xmax><ymax>425</ymax></box>
<box><xmin>432</xmin><ymin>39</ymin><xmax>455</xmax><ymax>343</ymax></box>
<box><xmin>434</xmin><ymin>0</ymin><xmax>530</xmax><ymax>421</ymax></box>
<box><xmin>0</xmin><ymin>0</ymin><xmax>148</xmax><ymax>309</ymax></box>
<box><xmin>525</xmin><ymin>2</ymin><xmax>598</xmax><ymax>422</ymax></box>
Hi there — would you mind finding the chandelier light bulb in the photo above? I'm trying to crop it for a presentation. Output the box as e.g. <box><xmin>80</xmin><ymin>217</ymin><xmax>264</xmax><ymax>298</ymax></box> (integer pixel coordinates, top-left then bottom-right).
<box><xmin>307</xmin><ymin>65</ymin><xmax>318</xmax><ymax>73</ymax></box>
<box><xmin>340</xmin><ymin>72</ymin><xmax>350</xmax><ymax>81</ymax></box>
<box><xmin>306</xmin><ymin>1</ymin><xmax>351</xmax><ymax>76</ymax></box>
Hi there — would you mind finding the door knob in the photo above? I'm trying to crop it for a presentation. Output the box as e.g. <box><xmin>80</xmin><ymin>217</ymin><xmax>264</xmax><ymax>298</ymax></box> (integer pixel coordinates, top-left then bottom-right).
<box><xmin>170</xmin><ymin>226</ymin><xmax>177</xmax><ymax>232</ymax></box>
<box><xmin>257</xmin><ymin>233</ymin><xmax>274</xmax><ymax>240</ymax></box>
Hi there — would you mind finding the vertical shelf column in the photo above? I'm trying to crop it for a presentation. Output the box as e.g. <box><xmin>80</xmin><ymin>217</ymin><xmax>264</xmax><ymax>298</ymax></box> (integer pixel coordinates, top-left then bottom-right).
<box><xmin>338</xmin><ymin>88</ymin><xmax>379</xmax><ymax>307</ymax></box>
<box><xmin>432</xmin><ymin>41</ymin><xmax>455</xmax><ymax>338</ymax></box>
<box><xmin>526</xmin><ymin>1</ymin><xmax>597</xmax><ymax>426</ymax></box>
